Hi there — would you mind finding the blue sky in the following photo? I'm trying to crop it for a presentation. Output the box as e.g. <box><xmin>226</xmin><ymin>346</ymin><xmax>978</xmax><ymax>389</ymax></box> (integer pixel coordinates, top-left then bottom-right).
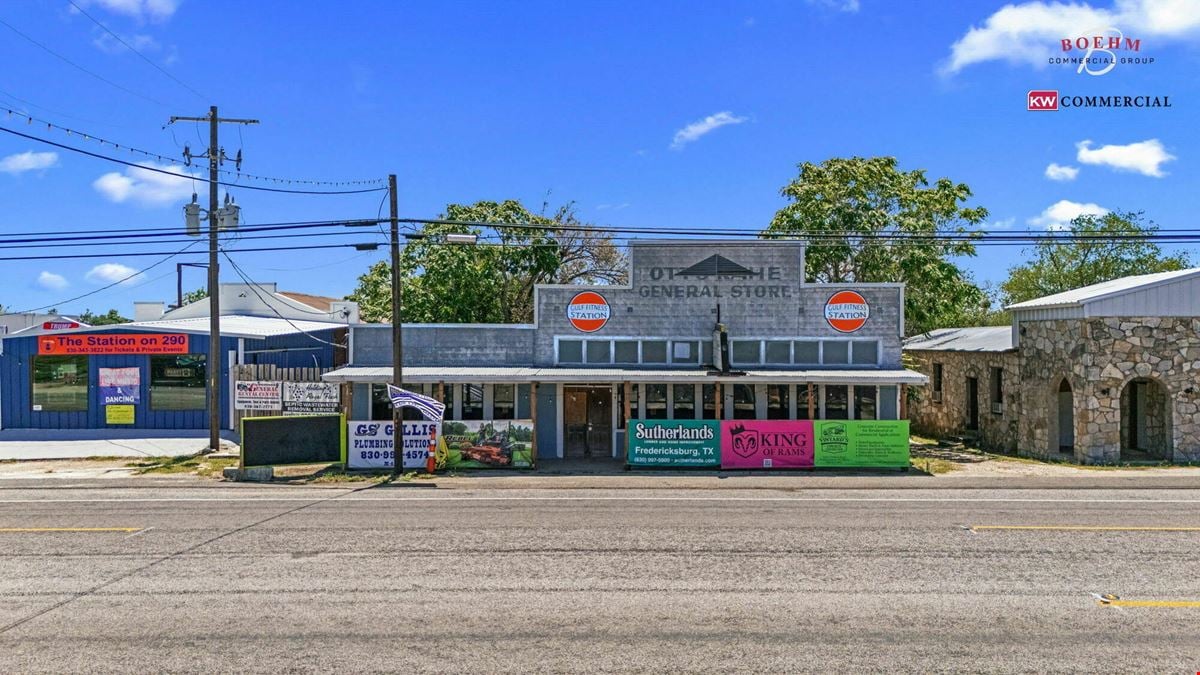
<box><xmin>1</xmin><ymin>0</ymin><xmax>1198</xmax><ymax>316</ymax></box>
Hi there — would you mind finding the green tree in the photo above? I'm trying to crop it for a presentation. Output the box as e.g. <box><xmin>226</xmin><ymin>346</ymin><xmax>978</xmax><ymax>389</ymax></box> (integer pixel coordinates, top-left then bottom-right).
<box><xmin>79</xmin><ymin>308</ymin><xmax>130</xmax><ymax>325</ymax></box>
<box><xmin>1001</xmin><ymin>211</ymin><xmax>1191</xmax><ymax>305</ymax></box>
<box><xmin>764</xmin><ymin>156</ymin><xmax>989</xmax><ymax>335</ymax></box>
<box><xmin>348</xmin><ymin>200</ymin><xmax>627</xmax><ymax>323</ymax></box>
<box><xmin>180</xmin><ymin>287</ymin><xmax>208</xmax><ymax>305</ymax></box>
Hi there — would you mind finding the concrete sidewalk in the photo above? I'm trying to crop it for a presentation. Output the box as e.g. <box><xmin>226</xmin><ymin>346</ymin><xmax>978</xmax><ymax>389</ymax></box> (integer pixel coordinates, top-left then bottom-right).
<box><xmin>0</xmin><ymin>429</ymin><xmax>239</xmax><ymax>461</ymax></box>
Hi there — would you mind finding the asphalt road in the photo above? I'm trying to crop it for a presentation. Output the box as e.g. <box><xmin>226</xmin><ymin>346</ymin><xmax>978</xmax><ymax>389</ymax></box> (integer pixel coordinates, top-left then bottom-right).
<box><xmin>1</xmin><ymin>481</ymin><xmax>1198</xmax><ymax>673</ymax></box>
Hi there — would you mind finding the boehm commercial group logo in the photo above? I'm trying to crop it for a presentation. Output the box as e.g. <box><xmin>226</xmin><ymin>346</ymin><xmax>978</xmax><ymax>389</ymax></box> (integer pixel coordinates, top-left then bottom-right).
<box><xmin>1053</xmin><ymin>28</ymin><xmax>1152</xmax><ymax>76</ymax></box>
<box><xmin>1027</xmin><ymin>90</ymin><xmax>1171</xmax><ymax>111</ymax></box>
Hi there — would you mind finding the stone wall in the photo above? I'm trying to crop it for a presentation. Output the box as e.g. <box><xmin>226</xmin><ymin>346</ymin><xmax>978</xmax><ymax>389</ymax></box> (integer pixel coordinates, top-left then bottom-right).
<box><xmin>906</xmin><ymin>349</ymin><xmax>1020</xmax><ymax>453</ymax></box>
<box><xmin>1018</xmin><ymin>317</ymin><xmax>1200</xmax><ymax>463</ymax></box>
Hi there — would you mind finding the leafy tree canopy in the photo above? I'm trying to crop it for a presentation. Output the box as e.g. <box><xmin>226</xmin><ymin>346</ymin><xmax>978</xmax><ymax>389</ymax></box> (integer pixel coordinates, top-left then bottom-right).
<box><xmin>348</xmin><ymin>200</ymin><xmax>627</xmax><ymax>323</ymax></box>
<box><xmin>1001</xmin><ymin>211</ymin><xmax>1191</xmax><ymax>306</ymax></box>
<box><xmin>79</xmin><ymin>308</ymin><xmax>130</xmax><ymax>325</ymax></box>
<box><xmin>763</xmin><ymin>156</ymin><xmax>989</xmax><ymax>335</ymax></box>
<box><xmin>180</xmin><ymin>287</ymin><xmax>208</xmax><ymax>306</ymax></box>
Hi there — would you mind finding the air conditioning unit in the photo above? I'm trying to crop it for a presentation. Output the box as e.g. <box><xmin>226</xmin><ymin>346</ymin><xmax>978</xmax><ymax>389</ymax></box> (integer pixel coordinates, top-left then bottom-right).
<box><xmin>931</xmin><ymin>391</ymin><xmax>943</xmax><ymax>403</ymax></box>
<box><xmin>991</xmin><ymin>402</ymin><xmax>1004</xmax><ymax>414</ymax></box>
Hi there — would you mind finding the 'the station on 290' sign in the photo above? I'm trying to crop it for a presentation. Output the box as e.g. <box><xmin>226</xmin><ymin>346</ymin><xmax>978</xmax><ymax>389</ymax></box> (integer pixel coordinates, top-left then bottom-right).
<box><xmin>38</xmin><ymin>333</ymin><xmax>190</xmax><ymax>355</ymax></box>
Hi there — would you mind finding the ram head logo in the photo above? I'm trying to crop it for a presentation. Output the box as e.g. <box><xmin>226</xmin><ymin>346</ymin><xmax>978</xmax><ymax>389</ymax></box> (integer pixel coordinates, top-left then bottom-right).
<box><xmin>728</xmin><ymin>424</ymin><xmax>761</xmax><ymax>458</ymax></box>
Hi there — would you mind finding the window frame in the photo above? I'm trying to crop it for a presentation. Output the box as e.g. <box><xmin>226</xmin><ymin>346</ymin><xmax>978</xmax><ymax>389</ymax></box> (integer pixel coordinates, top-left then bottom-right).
<box><xmin>30</xmin><ymin>355</ymin><xmax>90</xmax><ymax>413</ymax></box>
<box><xmin>149</xmin><ymin>353</ymin><xmax>207</xmax><ymax>412</ymax></box>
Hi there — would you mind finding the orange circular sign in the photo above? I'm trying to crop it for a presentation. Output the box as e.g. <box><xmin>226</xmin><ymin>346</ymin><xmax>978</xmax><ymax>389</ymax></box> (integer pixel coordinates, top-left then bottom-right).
<box><xmin>566</xmin><ymin>291</ymin><xmax>610</xmax><ymax>333</ymax></box>
<box><xmin>825</xmin><ymin>290</ymin><xmax>869</xmax><ymax>333</ymax></box>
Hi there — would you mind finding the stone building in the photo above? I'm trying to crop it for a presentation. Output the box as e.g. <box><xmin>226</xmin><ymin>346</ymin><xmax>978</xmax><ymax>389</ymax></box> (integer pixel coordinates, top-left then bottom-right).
<box><xmin>906</xmin><ymin>270</ymin><xmax>1200</xmax><ymax>464</ymax></box>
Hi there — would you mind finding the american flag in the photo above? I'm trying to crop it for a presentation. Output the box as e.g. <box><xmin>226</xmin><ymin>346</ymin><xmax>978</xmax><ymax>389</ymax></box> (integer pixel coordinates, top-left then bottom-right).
<box><xmin>387</xmin><ymin>384</ymin><xmax>446</xmax><ymax>421</ymax></box>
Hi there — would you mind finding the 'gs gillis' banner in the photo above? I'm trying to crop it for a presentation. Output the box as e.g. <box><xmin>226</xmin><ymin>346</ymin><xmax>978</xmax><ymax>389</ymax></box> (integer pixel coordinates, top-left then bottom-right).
<box><xmin>627</xmin><ymin>419</ymin><xmax>909</xmax><ymax>469</ymax></box>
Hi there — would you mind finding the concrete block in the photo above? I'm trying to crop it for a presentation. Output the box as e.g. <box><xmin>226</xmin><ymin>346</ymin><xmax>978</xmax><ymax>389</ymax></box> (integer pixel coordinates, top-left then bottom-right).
<box><xmin>222</xmin><ymin>466</ymin><xmax>274</xmax><ymax>482</ymax></box>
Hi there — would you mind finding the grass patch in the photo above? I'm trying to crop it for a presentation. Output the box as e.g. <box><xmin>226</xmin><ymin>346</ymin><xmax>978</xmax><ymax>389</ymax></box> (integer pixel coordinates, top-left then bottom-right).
<box><xmin>128</xmin><ymin>454</ymin><xmax>238</xmax><ymax>477</ymax></box>
<box><xmin>909</xmin><ymin>435</ymin><xmax>940</xmax><ymax>446</ymax></box>
<box><xmin>911</xmin><ymin>457</ymin><xmax>959</xmax><ymax>474</ymax></box>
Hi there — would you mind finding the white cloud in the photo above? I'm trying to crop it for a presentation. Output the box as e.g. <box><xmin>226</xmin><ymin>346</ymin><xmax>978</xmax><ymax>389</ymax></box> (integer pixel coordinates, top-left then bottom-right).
<box><xmin>1075</xmin><ymin>138</ymin><xmax>1175</xmax><ymax>176</ymax></box>
<box><xmin>92</xmin><ymin>161</ymin><xmax>198</xmax><ymax>206</ymax></box>
<box><xmin>0</xmin><ymin>151</ymin><xmax>59</xmax><ymax>174</ymax></box>
<box><xmin>670</xmin><ymin>111</ymin><xmax>748</xmax><ymax>150</ymax></box>
<box><xmin>942</xmin><ymin>0</ymin><xmax>1200</xmax><ymax>75</ymax></box>
<box><xmin>37</xmin><ymin>271</ymin><xmax>69</xmax><ymax>291</ymax></box>
<box><xmin>85</xmin><ymin>263</ymin><xmax>144</xmax><ymax>285</ymax></box>
<box><xmin>1045</xmin><ymin>162</ymin><xmax>1080</xmax><ymax>181</ymax></box>
<box><xmin>987</xmin><ymin>217</ymin><xmax>1017</xmax><ymax>230</ymax></box>
<box><xmin>92</xmin><ymin>31</ymin><xmax>160</xmax><ymax>54</ymax></box>
<box><xmin>1028</xmin><ymin>199</ymin><xmax>1109</xmax><ymax>229</ymax></box>
<box><xmin>597</xmin><ymin>203</ymin><xmax>631</xmax><ymax>211</ymax></box>
<box><xmin>806</xmin><ymin>0</ymin><xmax>861</xmax><ymax>11</ymax></box>
<box><xmin>75</xmin><ymin>0</ymin><xmax>180</xmax><ymax>22</ymax></box>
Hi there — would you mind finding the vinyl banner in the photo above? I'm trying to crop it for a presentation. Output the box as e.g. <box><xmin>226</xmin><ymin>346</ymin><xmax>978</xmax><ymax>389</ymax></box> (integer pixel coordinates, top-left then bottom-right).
<box><xmin>282</xmin><ymin>382</ymin><xmax>340</xmax><ymax>415</ymax></box>
<box><xmin>38</xmin><ymin>333</ymin><xmax>189</xmax><ymax>355</ymax></box>
<box><xmin>234</xmin><ymin>381</ymin><xmax>282</xmax><ymax>411</ymax></box>
<box><xmin>627</xmin><ymin>419</ymin><xmax>720</xmax><ymax>467</ymax></box>
<box><xmin>98</xmin><ymin>367</ymin><xmax>140</xmax><ymax>405</ymax></box>
<box><xmin>437</xmin><ymin>420</ymin><xmax>534</xmax><ymax>469</ymax></box>
<box><xmin>347</xmin><ymin>420</ymin><xmax>439</xmax><ymax>470</ymax></box>
<box><xmin>720</xmin><ymin>420</ymin><xmax>814</xmax><ymax>469</ymax></box>
<box><xmin>814</xmin><ymin>420</ymin><xmax>910</xmax><ymax>468</ymax></box>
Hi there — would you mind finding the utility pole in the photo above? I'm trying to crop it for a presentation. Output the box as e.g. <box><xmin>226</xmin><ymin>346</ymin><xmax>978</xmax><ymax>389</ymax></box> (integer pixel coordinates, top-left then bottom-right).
<box><xmin>389</xmin><ymin>174</ymin><xmax>403</xmax><ymax>476</ymax></box>
<box><xmin>169</xmin><ymin>106</ymin><xmax>258</xmax><ymax>453</ymax></box>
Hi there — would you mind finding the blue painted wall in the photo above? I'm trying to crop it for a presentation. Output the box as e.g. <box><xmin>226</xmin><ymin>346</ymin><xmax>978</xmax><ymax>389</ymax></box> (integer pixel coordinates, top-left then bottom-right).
<box><xmin>0</xmin><ymin>327</ymin><xmax>340</xmax><ymax>430</ymax></box>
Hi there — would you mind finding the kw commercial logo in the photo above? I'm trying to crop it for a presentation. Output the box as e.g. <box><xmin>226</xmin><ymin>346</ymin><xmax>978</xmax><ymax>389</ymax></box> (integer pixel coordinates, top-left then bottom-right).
<box><xmin>1027</xmin><ymin>90</ymin><xmax>1171</xmax><ymax>111</ymax></box>
<box><xmin>1053</xmin><ymin>28</ymin><xmax>1152</xmax><ymax>76</ymax></box>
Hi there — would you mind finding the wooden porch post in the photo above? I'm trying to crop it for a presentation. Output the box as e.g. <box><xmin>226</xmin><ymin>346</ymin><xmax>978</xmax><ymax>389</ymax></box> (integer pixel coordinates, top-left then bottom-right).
<box><xmin>714</xmin><ymin>382</ymin><xmax>723</xmax><ymax>420</ymax></box>
<box><xmin>900</xmin><ymin>384</ymin><xmax>908</xmax><ymax>419</ymax></box>
<box><xmin>530</xmin><ymin>382</ymin><xmax>539</xmax><ymax>465</ymax></box>
<box><xmin>807</xmin><ymin>382</ymin><xmax>816</xmax><ymax>420</ymax></box>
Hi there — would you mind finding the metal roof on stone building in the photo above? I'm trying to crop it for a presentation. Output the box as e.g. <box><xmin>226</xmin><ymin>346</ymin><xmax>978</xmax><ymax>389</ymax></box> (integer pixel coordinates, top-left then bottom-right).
<box><xmin>903</xmin><ymin>326</ymin><xmax>1015</xmax><ymax>352</ymax></box>
<box><xmin>1006</xmin><ymin>268</ymin><xmax>1200</xmax><ymax>312</ymax></box>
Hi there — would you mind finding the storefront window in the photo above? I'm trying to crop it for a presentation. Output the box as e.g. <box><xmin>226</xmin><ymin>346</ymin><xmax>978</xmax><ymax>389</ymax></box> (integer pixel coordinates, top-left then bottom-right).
<box><xmin>732</xmin><ymin>383</ymin><xmax>756</xmax><ymax>419</ymax></box>
<box><xmin>645</xmin><ymin>383</ymin><xmax>667</xmax><ymax>419</ymax></box>
<box><xmin>796</xmin><ymin>384</ymin><xmax>812</xmax><ymax>419</ymax></box>
<box><xmin>823</xmin><ymin>341</ymin><xmax>850</xmax><ymax>365</ymax></box>
<box><xmin>852</xmin><ymin>341</ymin><xmax>879</xmax><ymax>365</ymax></box>
<box><xmin>854</xmin><ymin>385</ymin><xmax>877</xmax><ymax>420</ymax></box>
<box><xmin>462</xmin><ymin>384</ymin><xmax>484</xmax><ymax>420</ymax></box>
<box><xmin>32</xmin><ymin>356</ymin><xmax>88</xmax><ymax>412</ymax></box>
<box><xmin>671</xmin><ymin>341</ymin><xmax>698</xmax><ymax>364</ymax></box>
<box><xmin>766</xmin><ymin>384</ymin><xmax>789</xmax><ymax>419</ymax></box>
<box><xmin>614</xmin><ymin>341</ymin><xmax>639</xmax><ymax>364</ymax></box>
<box><xmin>824</xmin><ymin>385</ymin><xmax>848</xmax><ymax>419</ymax></box>
<box><xmin>558</xmin><ymin>340</ymin><xmax>583</xmax><ymax>363</ymax></box>
<box><xmin>702</xmin><ymin>384</ymin><xmax>718</xmax><ymax>419</ymax></box>
<box><xmin>586</xmin><ymin>341</ymin><xmax>611</xmax><ymax>364</ymax></box>
<box><xmin>150</xmin><ymin>354</ymin><xmax>206</xmax><ymax>411</ymax></box>
<box><xmin>702</xmin><ymin>341</ymin><xmax>714</xmax><ymax>367</ymax></box>
<box><xmin>371</xmin><ymin>383</ymin><xmax>425</xmax><ymax>420</ymax></box>
<box><xmin>617</xmin><ymin>384</ymin><xmax>638</xmax><ymax>428</ymax></box>
<box><xmin>731</xmin><ymin>340</ymin><xmax>760</xmax><ymax>365</ymax></box>
<box><xmin>642</xmin><ymin>341</ymin><xmax>667</xmax><ymax>364</ymax></box>
<box><xmin>493</xmin><ymin>384</ymin><xmax>515</xmax><ymax>420</ymax></box>
<box><xmin>672</xmin><ymin>384</ymin><xmax>695</xmax><ymax>419</ymax></box>
<box><xmin>794</xmin><ymin>341</ymin><xmax>820</xmax><ymax>365</ymax></box>
<box><xmin>765</xmin><ymin>341</ymin><xmax>791</xmax><ymax>364</ymax></box>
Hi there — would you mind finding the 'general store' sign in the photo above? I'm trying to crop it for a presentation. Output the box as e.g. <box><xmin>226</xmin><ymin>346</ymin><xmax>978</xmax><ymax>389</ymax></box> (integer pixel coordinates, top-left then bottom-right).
<box><xmin>38</xmin><ymin>333</ymin><xmax>189</xmax><ymax>355</ymax></box>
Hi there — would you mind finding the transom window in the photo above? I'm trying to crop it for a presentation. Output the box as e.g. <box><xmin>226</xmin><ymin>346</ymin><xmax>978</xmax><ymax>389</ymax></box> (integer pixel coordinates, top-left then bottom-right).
<box><xmin>556</xmin><ymin>337</ymin><xmax>882</xmax><ymax>366</ymax></box>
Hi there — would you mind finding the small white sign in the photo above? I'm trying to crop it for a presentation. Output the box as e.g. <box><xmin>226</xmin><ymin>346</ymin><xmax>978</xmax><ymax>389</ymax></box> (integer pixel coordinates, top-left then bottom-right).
<box><xmin>235</xmin><ymin>381</ymin><xmax>282</xmax><ymax>411</ymax></box>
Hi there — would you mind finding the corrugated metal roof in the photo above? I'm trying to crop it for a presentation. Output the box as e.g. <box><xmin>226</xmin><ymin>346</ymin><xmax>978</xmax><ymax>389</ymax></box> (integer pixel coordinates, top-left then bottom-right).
<box><xmin>323</xmin><ymin>366</ymin><xmax>926</xmax><ymax>385</ymax></box>
<box><xmin>903</xmin><ymin>327</ymin><xmax>1014</xmax><ymax>352</ymax></box>
<box><xmin>1005</xmin><ymin>268</ymin><xmax>1200</xmax><ymax>310</ymax></box>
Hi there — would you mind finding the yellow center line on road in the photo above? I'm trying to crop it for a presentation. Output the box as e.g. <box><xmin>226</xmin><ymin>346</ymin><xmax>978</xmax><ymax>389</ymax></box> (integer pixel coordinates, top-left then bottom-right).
<box><xmin>970</xmin><ymin>525</ymin><xmax>1200</xmax><ymax>532</ymax></box>
<box><xmin>0</xmin><ymin>527</ymin><xmax>142</xmax><ymax>533</ymax></box>
<box><xmin>1099</xmin><ymin>599</ymin><xmax>1200</xmax><ymax>608</ymax></box>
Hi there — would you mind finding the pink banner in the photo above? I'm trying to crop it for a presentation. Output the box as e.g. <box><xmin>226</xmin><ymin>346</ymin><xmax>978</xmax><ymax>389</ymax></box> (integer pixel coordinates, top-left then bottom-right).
<box><xmin>720</xmin><ymin>420</ymin><xmax>815</xmax><ymax>469</ymax></box>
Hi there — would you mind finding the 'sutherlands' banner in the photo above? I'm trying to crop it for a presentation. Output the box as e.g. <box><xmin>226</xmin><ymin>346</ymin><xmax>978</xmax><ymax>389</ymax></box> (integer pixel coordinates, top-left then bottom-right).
<box><xmin>627</xmin><ymin>419</ymin><xmax>719</xmax><ymax>467</ymax></box>
<box><xmin>347</xmin><ymin>420</ymin><xmax>439</xmax><ymax>470</ymax></box>
<box><xmin>720</xmin><ymin>420</ymin><xmax>814</xmax><ymax>469</ymax></box>
<box><xmin>814</xmin><ymin>420</ymin><xmax>910</xmax><ymax>468</ymax></box>
<box><xmin>437</xmin><ymin>420</ymin><xmax>534</xmax><ymax>469</ymax></box>
<box><xmin>38</xmin><ymin>333</ymin><xmax>189</xmax><ymax>355</ymax></box>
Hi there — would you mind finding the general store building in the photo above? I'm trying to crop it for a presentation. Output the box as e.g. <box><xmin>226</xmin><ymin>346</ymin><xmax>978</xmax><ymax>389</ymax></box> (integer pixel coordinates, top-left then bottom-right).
<box><xmin>906</xmin><ymin>270</ymin><xmax>1200</xmax><ymax>463</ymax></box>
<box><xmin>323</xmin><ymin>239</ymin><xmax>925</xmax><ymax>461</ymax></box>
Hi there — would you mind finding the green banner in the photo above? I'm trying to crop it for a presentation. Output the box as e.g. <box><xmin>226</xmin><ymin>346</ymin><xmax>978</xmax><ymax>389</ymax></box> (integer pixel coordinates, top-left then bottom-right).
<box><xmin>814</xmin><ymin>420</ymin><xmax>910</xmax><ymax>468</ymax></box>
<box><xmin>627</xmin><ymin>419</ymin><xmax>720</xmax><ymax>467</ymax></box>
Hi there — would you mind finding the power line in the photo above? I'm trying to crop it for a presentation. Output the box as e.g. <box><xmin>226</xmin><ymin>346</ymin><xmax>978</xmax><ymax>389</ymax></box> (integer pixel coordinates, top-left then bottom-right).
<box><xmin>0</xmin><ymin>219</ymin><xmax>383</xmax><ymax>246</ymax></box>
<box><xmin>0</xmin><ymin>17</ymin><xmax>169</xmax><ymax>108</ymax></box>
<box><xmin>66</xmin><ymin>0</ymin><xmax>207</xmax><ymax>101</ymax></box>
<box><xmin>0</xmin><ymin>241</ymin><xmax>382</xmax><ymax>262</ymax></box>
<box><xmin>0</xmin><ymin>217</ymin><xmax>383</xmax><ymax>240</ymax></box>
<box><xmin>220</xmin><ymin>250</ymin><xmax>348</xmax><ymax>347</ymax></box>
<box><xmin>0</xmin><ymin>241</ymin><xmax>201</xmax><ymax>316</ymax></box>
<box><xmin>0</xmin><ymin>228</ymin><xmax>372</xmax><ymax>252</ymax></box>
<box><xmin>0</xmin><ymin>125</ymin><xmax>389</xmax><ymax>195</ymax></box>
